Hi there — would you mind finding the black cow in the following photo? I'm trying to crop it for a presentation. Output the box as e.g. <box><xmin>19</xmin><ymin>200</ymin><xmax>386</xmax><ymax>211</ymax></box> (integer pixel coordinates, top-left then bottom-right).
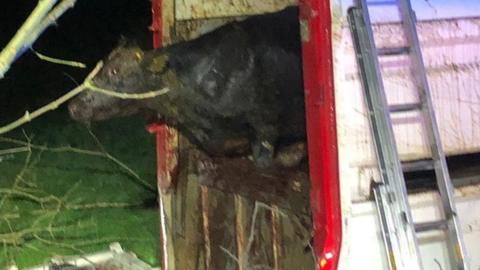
<box><xmin>68</xmin><ymin>7</ymin><xmax>305</xmax><ymax>168</ymax></box>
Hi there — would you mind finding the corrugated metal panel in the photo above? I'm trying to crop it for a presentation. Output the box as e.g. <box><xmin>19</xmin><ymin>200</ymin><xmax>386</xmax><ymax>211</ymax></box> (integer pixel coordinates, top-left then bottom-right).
<box><xmin>335</xmin><ymin>17</ymin><xmax>480</xmax><ymax>199</ymax></box>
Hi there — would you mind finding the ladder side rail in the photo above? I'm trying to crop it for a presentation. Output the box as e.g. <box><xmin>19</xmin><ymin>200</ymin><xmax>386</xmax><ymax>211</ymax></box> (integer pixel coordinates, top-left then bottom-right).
<box><xmin>397</xmin><ymin>0</ymin><xmax>456</xmax><ymax>217</ymax></box>
<box><xmin>373</xmin><ymin>184</ymin><xmax>396</xmax><ymax>270</ymax></box>
<box><xmin>397</xmin><ymin>1</ymin><xmax>470</xmax><ymax>268</ymax></box>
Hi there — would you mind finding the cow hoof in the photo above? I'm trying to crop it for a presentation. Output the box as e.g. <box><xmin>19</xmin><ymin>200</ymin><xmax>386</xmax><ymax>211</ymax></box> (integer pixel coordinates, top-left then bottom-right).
<box><xmin>253</xmin><ymin>141</ymin><xmax>274</xmax><ymax>168</ymax></box>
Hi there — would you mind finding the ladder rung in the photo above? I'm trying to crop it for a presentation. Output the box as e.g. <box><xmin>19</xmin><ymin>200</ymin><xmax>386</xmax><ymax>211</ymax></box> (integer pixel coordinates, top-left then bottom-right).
<box><xmin>377</xmin><ymin>47</ymin><xmax>410</xmax><ymax>56</ymax></box>
<box><xmin>389</xmin><ymin>102</ymin><xmax>421</xmax><ymax>113</ymax></box>
<box><xmin>414</xmin><ymin>220</ymin><xmax>449</xmax><ymax>233</ymax></box>
<box><xmin>401</xmin><ymin>159</ymin><xmax>434</xmax><ymax>173</ymax></box>
<box><xmin>366</xmin><ymin>0</ymin><xmax>398</xmax><ymax>6</ymax></box>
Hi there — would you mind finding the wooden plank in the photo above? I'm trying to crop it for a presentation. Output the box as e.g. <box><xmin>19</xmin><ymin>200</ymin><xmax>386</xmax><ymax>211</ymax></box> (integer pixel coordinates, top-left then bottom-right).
<box><xmin>162</xmin><ymin>0</ymin><xmax>175</xmax><ymax>44</ymax></box>
<box><xmin>251</xmin><ymin>205</ymin><xmax>274</xmax><ymax>268</ymax></box>
<box><xmin>174</xmin><ymin>0</ymin><xmax>297</xmax><ymax>20</ymax></box>
<box><xmin>234</xmin><ymin>195</ymin><xmax>251</xmax><ymax>270</ymax></box>
<box><xmin>202</xmin><ymin>187</ymin><xmax>238</xmax><ymax>269</ymax></box>
<box><xmin>171</xmin><ymin>18</ymin><xmax>234</xmax><ymax>43</ymax></box>
<box><xmin>271</xmin><ymin>205</ymin><xmax>283</xmax><ymax>270</ymax></box>
<box><xmin>160</xmin><ymin>192</ymin><xmax>177</xmax><ymax>269</ymax></box>
<box><xmin>200</xmin><ymin>186</ymin><xmax>211</xmax><ymax>270</ymax></box>
<box><xmin>172</xmin><ymin>141</ymin><xmax>204</xmax><ymax>270</ymax></box>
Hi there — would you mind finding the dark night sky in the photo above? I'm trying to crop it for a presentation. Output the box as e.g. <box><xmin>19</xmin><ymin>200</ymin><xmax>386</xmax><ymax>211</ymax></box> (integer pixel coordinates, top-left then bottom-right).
<box><xmin>0</xmin><ymin>1</ymin><xmax>152</xmax><ymax>122</ymax></box>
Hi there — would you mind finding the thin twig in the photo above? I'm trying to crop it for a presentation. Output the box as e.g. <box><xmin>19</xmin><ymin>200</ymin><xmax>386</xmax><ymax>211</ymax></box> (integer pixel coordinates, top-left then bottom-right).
<box><xmin>84</xmin><ymin>80</ymin><xmax>170</xmax><ymax>99</ymax></box>
<box><xmin>245</xmin><ymin>202</ymin><xmax>287</xmax><ymax>261</ymax></box>
<box><xmin>32</xmin><ymin>49</ymin><xmax>86</xmax><ymax>68</ymax></box>
<box><xmin>220</xmin><ymin>246</ymin><xmax>240</xmax><ymax>264</ymax></box>
<box><xmin>0</xmin><ymin>136</ymin><xmax>107</xmax><ymax>156</ymax></box>
<box><xmin>0</xmin><ymin>223</ymin><xmax>78</xmax><ymax>245</ymax></box>
<box><xmin>34</xmin><ymin>235</ymin><xmax>84</xmax><ymax>254</ymax></box>
<box><xmin>65</xmin><ymin>202</ymin><xmax>140</xmax><ymax>210</ymax></box>
<box><xmin>0</xmin><ymin>188</ymin><xmax>59</xmax><ymax>205</ymax></box>
<box><xmin>0</xmin><ymin>147</ymin><xmax>29</xmax><ymax>156</ymax></box>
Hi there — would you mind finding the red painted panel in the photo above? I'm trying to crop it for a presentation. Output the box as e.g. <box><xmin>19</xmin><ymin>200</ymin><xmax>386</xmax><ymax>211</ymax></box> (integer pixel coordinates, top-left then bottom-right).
<box><xmin>151</xmin><ymin>0</ymin><xmax>163</xmax><ymax>48</ymax></box>
<box><xmin>149</xmin><ymin>2</ymin><xmax>174</xmax><ymax>269</ymax></box>
<box><xmin>149</xmin><ymin>0</ymin><xmax>178</xmax><ymax>193</ymax></box>
<box><xmin>299</xmin><ymin>1</ymin><xmax>342</xmax><ymax>269</ymax></box>
<box><xmin>146</xmin><ymin>123</ymin><xmax>177</xmax><ymax>191</ymax></box>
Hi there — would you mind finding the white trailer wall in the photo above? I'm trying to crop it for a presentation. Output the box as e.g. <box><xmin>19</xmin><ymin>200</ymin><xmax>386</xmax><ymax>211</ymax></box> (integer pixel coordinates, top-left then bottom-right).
<box><xmin>336</xmin><ymin>17</ymin><xmax>480</xmax><ymax>200</ymax></box>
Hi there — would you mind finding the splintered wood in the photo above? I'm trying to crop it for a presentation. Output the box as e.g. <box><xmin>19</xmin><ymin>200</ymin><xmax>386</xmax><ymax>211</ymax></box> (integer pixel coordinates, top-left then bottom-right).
<box><xmin>163</xmin><ymin>146</ymin><xmax>313</xmax><ymax>269</ymax></box>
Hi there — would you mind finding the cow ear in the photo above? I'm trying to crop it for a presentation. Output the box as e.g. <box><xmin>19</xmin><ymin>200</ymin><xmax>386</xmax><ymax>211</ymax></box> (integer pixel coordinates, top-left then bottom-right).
<box><xmin>146</xmin><ymin>54</ymin><xmax>170</xmax><ymax>73</ymax></box>
<box><xmin>117</xmin><ymin>36</ymin><xmax>128</xmax><ymax>47</ymax></box>
<box><xmin>117</xmin><ymin>36</ymin><xmax>138</xmax><ymax>48</ymax></box>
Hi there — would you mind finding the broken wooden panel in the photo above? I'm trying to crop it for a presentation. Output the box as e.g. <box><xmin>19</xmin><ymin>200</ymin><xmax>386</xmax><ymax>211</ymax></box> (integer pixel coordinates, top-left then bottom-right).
<box><xmin>233</xmin><ymin>195</ymin><xmax>252</xmax><ymax>270</ymax></box>
<box><xmin>175</xmin><ymin>0</ymin><xmax>297</xmax><ymax>20</ymax></box>
<box><xmin>193</xmin><ymin>156</ymin><xmax>311</xmax><ymax>215</ymax></box>
<box><xmin>165</xmin><ymin>146</ymin><xmax>313</xmax><ymax>269</ymax></box>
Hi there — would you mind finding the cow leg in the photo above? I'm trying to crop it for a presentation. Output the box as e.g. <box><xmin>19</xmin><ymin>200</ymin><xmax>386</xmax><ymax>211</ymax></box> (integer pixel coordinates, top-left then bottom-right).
<box><xmin>248</xmin><ymin>113</ymin><xmax>279</xmax><ymax>168</ymax></box>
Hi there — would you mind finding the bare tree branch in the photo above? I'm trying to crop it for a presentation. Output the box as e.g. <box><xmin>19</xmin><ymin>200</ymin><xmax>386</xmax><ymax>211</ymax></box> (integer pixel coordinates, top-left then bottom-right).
<box><xmin>0</xmin><ymin>0</ymin><xmax>59</xmax><ymax>78</ymax></box>
<box><xmin>0</xmin><ymin>0</ymin><xmax>79</xmax><ymax>78</ymax></box>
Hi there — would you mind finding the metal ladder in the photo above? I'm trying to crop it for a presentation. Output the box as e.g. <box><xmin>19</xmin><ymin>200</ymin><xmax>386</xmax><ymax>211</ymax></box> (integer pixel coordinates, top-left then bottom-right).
<box><xmin>347</xmin><ymin>0</ymin><xmax>469</xmax><ymax>269</ymax></box>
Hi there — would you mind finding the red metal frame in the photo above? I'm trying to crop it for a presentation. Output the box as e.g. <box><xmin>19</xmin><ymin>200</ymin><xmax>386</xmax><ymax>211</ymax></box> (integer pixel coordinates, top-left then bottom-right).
<box><xmin>150</xmin><ymin>0</ymin><xmax>342</xmax><ymax>269</ymax></box>
<box><xmin>151</xmin><ymin>0</ymin><xmax>163</xmax><ymax>48</ymax></box>
<box><xmin>299</xmin><ymin>0</ymin><xmax>342</xmax><ymax>269</ymax></box>
<box><xmin>148</xmin><ymin>2</ymin><xmax>175</xmax><ymax>270</ymax></box>
<box><xmin>148</xmin><ymin>0</ymin><xmax>177</xmax><ymax>192</ymax></box>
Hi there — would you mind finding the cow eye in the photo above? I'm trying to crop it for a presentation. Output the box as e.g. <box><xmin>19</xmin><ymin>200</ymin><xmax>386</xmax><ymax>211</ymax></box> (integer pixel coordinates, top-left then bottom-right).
<box><xmin>109</xmin><ymin>68</ymin><xmax>118</xmax><ymax>76</ymax></box>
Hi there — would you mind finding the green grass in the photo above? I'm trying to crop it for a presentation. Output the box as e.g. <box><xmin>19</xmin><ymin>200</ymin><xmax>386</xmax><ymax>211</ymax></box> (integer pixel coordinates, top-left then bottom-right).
<box><xmin>0</xmin><ymin>108</ymin><xmax>160</xmax><ymax>268</ymax></box>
